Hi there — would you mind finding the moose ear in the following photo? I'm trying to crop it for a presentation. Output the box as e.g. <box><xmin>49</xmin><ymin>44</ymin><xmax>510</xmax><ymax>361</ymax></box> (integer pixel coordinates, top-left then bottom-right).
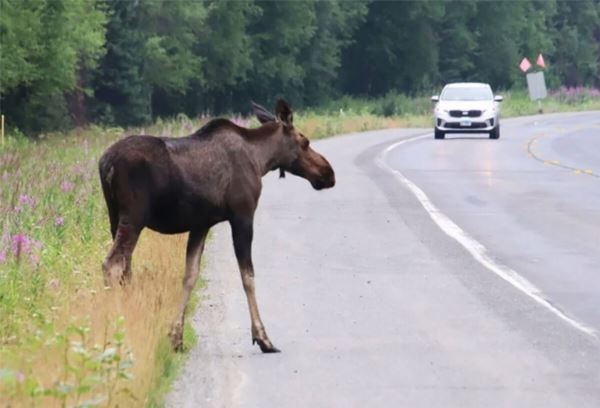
<box><xmin>251</xmin><ymin>101</ymin><xmax>276</xmax><ymax>124</ymax></box>
<box><xmin>275</xmin><ymin>99</ymin><xmax>293</xmax><ymax>127</ymax></box>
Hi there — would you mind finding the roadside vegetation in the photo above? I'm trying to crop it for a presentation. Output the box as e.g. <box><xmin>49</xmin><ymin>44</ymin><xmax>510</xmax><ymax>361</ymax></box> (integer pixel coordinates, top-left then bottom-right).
<box><xmin>0</xmin><ymin>123</ymin><xmax>200</xmax><ymax>407</ymax></box>
<box><xmin>299</xmin><ymin>87</ymin><xmax>600</xmax><ymax>139</ymax></box>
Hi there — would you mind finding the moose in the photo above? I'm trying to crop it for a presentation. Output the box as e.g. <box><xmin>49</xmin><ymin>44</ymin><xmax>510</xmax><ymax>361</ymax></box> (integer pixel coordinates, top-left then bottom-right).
<box><xmin>98</xmin><ymin>100</ymin><xmax>335</xmax><ymax>352</ymax></box>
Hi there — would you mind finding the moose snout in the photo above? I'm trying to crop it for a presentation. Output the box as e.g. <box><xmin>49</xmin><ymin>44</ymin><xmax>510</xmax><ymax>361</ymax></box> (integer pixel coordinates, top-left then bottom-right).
<box><xmin>323</xmin><ymin>167</ymin><xmax>335</xmax><ymax>188</ymax></box>
<box><xmin>312</xmin><ymin>167</ymin><xmax>335</xmax><ymax>190</ymax></box>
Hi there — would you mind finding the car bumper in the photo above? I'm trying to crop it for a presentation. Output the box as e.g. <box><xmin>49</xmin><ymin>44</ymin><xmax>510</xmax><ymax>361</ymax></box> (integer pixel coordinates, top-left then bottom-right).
<box><xmin>435</xmin><ymin>116</ymin><xmax>497</xmax><ymax>132</ymax></box>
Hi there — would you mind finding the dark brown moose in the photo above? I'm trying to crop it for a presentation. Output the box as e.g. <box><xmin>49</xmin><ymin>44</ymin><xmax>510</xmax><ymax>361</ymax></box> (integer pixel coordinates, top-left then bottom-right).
<box><xmin>98</xmin><ymin>100</ymin><xmax>335</xmax><ymax>352</ymax></box>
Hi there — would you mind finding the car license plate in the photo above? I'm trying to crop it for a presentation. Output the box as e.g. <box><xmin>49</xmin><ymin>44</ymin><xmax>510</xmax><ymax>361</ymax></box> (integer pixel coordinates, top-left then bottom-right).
<box><xmin>460</xmin><ymin>119</ymin><xmax>471</xmax><ymax>127</ymax></box>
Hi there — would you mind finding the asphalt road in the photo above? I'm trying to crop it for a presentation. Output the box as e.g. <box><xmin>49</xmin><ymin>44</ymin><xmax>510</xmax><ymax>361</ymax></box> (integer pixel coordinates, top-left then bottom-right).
<box><xmin>167</xmin><ymin>111</ymin><xmax>600</xmax><ymax>408</ymax></box>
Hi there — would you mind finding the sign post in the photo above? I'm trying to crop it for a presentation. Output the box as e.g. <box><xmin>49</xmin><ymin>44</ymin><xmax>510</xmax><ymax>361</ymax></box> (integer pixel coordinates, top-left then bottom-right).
<box><xmin>526</xmin><ymin>71</ymin><xmax>547</xmax><ymax>113</ymax></box>
<box><xmin>520</xmin><ymin>53</ymin><xmax>547</xmax><ymax>113</ymax></box>
<box><xmin>1</xmin><ymin>115</ymin><xmax>4</xmax><ymax>147</ymax></box>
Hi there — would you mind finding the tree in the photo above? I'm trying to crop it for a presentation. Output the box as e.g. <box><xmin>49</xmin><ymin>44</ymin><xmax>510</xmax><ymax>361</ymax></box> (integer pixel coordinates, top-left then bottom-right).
<box><xmin>437</xmin><ymin>1</ymin><xmax>477</xmax><ymax>84</ymax></box>
<box><xmin>0</xmin><ymin>0</ymin><xmax>106</xmax><ymax>132</ymax></box>
<box><xmin>550</xmin><ymin>0</ymin><xmax>600</xmax><ymax>86</ymax></box>
<box><xmin>341</xmin><ymin>0</ymin><xmax>444</xmax><ymax>96</ymax></box>
<box><xmin>300</xmin><ymin>0</ymin><xmax>368</xmax><ymax>103</ymax></box>
<box><xmin>93</xmin><ymin>0</ymin><xmax>206</xmax><ymax>126</ymax></box>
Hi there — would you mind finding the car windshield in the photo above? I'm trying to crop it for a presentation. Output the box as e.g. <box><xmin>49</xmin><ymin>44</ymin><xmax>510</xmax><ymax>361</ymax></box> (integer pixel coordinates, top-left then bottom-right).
<box><xmin>441</xmin><ymin>86</ymin><xmax>493</xmax><ymax>101</ymax></box>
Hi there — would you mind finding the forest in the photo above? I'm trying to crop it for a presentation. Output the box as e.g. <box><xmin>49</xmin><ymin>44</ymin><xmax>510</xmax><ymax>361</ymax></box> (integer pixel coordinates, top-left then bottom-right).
<box><xmin>1</xmin><ymin>0</ymin><xmax>599</xmax><ymax>134</ymax></box>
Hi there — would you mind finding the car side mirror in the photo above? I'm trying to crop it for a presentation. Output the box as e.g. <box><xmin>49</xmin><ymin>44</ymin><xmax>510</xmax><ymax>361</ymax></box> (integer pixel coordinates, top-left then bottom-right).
<box><xmin>431</xmin><ymin>95</ymin><xmax>439</xmax><ymax>102</ymax></box>
<box><xmin>494</xmin><ymin>95</ymin><xmax>504</xmax><ymax>102</ymax></box>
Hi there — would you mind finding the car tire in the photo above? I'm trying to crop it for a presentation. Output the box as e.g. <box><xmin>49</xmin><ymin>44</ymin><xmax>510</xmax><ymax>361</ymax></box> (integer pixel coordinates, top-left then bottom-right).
<box><xmin>489</xmin><ymin>125</ymin><xmax>500</xmax><ymax>139</ymax></box>
<box><xmin>434</xmin><ymin>128</ymin><xmax>445</xmax><ymax>139</ymax></box>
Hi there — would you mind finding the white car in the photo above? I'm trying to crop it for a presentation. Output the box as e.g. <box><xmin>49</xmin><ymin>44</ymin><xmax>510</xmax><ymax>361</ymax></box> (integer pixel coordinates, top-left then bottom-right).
<box><xmin>431</xmin><ymin>82</ymin><xmax>503</xmax><ymax>139</ymax></box>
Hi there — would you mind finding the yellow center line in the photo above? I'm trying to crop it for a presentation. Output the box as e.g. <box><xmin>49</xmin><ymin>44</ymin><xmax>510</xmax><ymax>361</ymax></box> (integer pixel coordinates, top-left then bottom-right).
<box><xmin>526</xmin><ymin>129</ymin><xmax>598</xmax><ymax>178</ymax></box>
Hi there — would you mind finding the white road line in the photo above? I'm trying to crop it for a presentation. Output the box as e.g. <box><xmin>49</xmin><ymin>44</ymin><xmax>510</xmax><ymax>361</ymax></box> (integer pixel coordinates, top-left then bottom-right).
<box><xmin>376</xmin><ymin>134</ymin><xmax>597</xmax><ymax>338</ymax></box>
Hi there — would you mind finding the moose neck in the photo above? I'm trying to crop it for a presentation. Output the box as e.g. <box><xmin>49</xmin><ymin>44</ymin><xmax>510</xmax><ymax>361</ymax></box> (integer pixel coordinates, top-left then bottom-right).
<box><xmin>244</xmin><ymin>125</ymin><xmax>287</xmax><ymax>177</ymax></box>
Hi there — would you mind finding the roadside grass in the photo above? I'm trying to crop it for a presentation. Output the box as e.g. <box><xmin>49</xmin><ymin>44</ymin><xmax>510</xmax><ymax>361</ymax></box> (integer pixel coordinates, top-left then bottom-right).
<box><xmin>1</xmin><ymin>86</ymin><xmax>598</xmax><ymax>407</ymax></box>
<box><xmin>0</xmin><ymin>123</ymin><xmax>207</xmax><ymax>407</ymax></box>
<box><xmin>297</xmin><ymin>87</ymin><xmax>600</xmax><ymax>139</ymax></box>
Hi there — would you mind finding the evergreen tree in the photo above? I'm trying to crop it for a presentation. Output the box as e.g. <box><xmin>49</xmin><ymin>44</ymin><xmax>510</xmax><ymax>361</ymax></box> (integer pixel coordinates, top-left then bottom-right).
<box><xmin>93</xmin><ymin>0</ymin><xmax>205</xmax><ymax>126</ymax></box>
<box><xmin>341</xmin><ymin>0</ymin><xmax>444</xmax><ymax>96</ymax></box>
<box><xmin>0</xmin><ymin>0</ymin><xmax>106</xmax><ymax>132</ymax></box>
<box><xmin>550</xmin><ymin>0</ymin><xmax>600</xmax><ymax>86</ymax></box>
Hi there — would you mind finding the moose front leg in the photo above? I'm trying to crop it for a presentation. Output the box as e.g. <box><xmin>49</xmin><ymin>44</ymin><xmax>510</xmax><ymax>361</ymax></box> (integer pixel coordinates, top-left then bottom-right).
<box><xmin>169</xmin><ymin>228</ymin><xmax>209</xmax><ymax>352</ymax></box>
<box><xmin>231</xmin><ymin>217</ymin><xmax>280</xmax><ymax>353</ymax></box>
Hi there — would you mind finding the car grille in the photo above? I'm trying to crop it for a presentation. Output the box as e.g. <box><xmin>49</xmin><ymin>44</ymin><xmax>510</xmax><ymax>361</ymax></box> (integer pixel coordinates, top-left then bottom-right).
<box><xmin>445</xmin><ymin>122</ymin><xmax>488</xmax><ymax>129</ymax></box>
<box><xmin>449</xmin><ymin>110</ymin><xmax>482</xmax><ymax>118</ymax></box>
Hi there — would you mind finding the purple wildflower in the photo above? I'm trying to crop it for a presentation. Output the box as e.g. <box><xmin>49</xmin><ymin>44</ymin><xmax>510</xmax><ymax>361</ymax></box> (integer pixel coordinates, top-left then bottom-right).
<box><xmin>12</xmin><ymin>234</ymin><xmax>30</xmax><ymax>254</ymax></box>
<box><xmin>71</xmin><ymin>164</ymin><xmax>84</xmax><ymax>175</ymax></box>
<box><xmin>11</xmin><ymin>234</ymin><xmax>43</xmax><ymax>265</ymax></box>
<box><xmin>29</xmin><ymin>253</ymin><xmax>40</xmax><ymax>266</ymax></box>
<box><xmin>49</xmin><ymin>278</ymin><xmax>60</xmax><ymax>290</ymax></box>
<box><xmin>60</xmin><ymin>181</ymin><xmax>74</xmax><ymax>192</ymax></box>
<box><xmin>0</xmin><ymin>250</ymin><xmax>6</xmax><ymax>263</ymax></box>
<box><xmin>15</xmin><ymin>372</ymin><xmax>25</xmax><ymax>383</ymax></box>
<box><xmin>55</xmin><ymin>216</ymin><xmax>64</xmax><ymax>226</ymax></box>
<box><xmin>19</xmin><ymin>195</ymin><xmax>36</xmax><ymax>207</ymax></box>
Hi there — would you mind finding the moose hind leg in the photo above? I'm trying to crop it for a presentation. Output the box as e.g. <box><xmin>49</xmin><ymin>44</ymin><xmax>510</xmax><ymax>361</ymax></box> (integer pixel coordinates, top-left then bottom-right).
<box><xmin>102</xmin><ymin>218</ymin><xmax>141</xmax><ymax>286</ymax></box>
<box><xmin>169</xmin><ymin>228</ymin><xmax>208</xmax><ymax>352</ymax></box>
<box><xmin>231</xmin><ymin>217</ymin><xmax>279</xmax><ymax>353</ymax></box>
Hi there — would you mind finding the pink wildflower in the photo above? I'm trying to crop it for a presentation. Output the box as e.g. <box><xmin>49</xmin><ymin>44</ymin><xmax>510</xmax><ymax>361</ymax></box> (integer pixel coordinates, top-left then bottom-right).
<box><xmin>18</xmin><ymin>195</ymin><xmax>36</xmax><ymax>207</ymax></box>
<box><xmin>60</xmin><ymin>181</ymin><xmax>74</xmax><ymax>192</ymax></box>
<box><xmin>55</xmin><ymin>216</ymin><xmax>64</xmax><ymax>226</ymax></box>
<box><xmin>29</xmin><ymin>253</ymin><xmax>40</xmax><ymax>266</ymax></box>
<box><xmin>15</xmin><ymin>372</ymin><xmax>25</xmax><ymax>383</ymax></box>
<box><xmin>11</xmin><ymin>234</ymin><xmax>43</xmax><ymax>265</ymax></box>
<box><xmin>0</xmin><ymin>250</ymin><xmax>6</xmax><ymax>263</ymax></box>
<box><xmin>71</xmin><ymin>164</ymin><xmax>84</xmax><ymax>175</ymax></box>
<box><xmin>12</xmin><ymin>234</ymin><xmax>30</xmax><ymax>256</ymax></box>
<box><xmin>49</xmin><ymin>278</ymin><xmax>60</xmax><ymax>290</ymax></box>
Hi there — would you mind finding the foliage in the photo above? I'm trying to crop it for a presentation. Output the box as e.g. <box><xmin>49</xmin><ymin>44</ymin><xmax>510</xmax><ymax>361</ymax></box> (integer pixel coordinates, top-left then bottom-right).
<box><xmin>0</xmin><ymin>122</ymin><xmax>210</xmax><ymax>407</ymax></box>
<box><xmin>1</xmin><ymin>0</ymin><xmax>599</xmax><ymax>133</ymax></box>
<box><xmin>1</xmin><ymin>316</ymin><xmax>135</xmax><ymax>408</ymax></box>
<box><xmin>0</xmin><ymin>0</ymin><xmax>107</xmax><ymax>132</ymax></box>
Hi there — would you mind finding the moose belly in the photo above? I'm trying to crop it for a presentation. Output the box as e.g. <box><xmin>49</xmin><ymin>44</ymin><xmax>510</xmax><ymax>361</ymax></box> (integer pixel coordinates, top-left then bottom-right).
<box><xmin>145</xmin><ymin>196</ymin><xmax>227</xmax><ymax>234</ymax></box>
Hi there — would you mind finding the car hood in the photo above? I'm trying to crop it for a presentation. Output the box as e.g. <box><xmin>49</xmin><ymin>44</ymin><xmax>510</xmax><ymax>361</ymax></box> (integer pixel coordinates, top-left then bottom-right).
<box><xmin>437</xmin><ymin>100</ymin><xmax>496</xmax><ymax>111</ymax></box>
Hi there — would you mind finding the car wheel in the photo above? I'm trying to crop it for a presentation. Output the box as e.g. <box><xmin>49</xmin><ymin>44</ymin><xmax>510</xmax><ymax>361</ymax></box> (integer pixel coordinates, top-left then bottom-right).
<box><xmin>434</xmin><ymin>128</ymin><xmax>445</xmax><ymax>139</ymax></box>
<box><xmin>489</xmin><ymin>125</ymin><xmax>500</xmax><ymax>139</ymax></box>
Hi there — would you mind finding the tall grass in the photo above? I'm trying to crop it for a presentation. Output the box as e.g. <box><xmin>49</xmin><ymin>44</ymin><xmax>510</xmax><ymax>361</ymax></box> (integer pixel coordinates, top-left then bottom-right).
<box><xmin>296</xmin><ymin>87</ymin><xmax>600</xmax><ymax>139</ymax></box>
<box><xmin>0</xmin><ymin>119</ymin><xmax>207</xmax><ymax>407</ymax></box>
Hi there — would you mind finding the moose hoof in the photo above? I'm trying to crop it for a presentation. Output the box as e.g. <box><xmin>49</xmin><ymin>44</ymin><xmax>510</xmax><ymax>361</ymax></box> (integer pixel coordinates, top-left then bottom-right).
<box><xmin>169</xmin><ymin>325</ymin><xmax>184</xmax><ymax>352</ymax></box>
<box><xmin>253</xmin><ymin>338</ymin><xmax>281</xmax><ymax>353</ymax></box>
